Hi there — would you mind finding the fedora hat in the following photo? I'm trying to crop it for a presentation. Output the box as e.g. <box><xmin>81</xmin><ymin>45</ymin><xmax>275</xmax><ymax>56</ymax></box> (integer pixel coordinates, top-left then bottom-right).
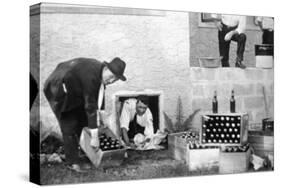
<box><xmin>105</xmin><ymin>57</ymin><xmax>127</xmax><ymax>81</ymax></box>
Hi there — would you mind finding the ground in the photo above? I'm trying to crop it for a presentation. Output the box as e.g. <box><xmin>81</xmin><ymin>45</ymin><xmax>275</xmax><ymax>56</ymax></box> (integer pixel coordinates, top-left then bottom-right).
<box><xmin>40</xmin><ymin>149</ymin><xmax>221</xmax><ymax>185</ymax></box>
<box><xmin>38</xmin><ymin>134</ymin><xmax>273</xmax><ymax>185</ymax></box>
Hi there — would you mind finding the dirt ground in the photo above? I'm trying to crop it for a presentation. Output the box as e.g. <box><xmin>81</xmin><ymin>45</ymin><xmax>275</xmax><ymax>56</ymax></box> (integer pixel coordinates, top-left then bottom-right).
<box><xmin>40</xmin><ymin>149</ymin><xmax>221</xmax><ymax>185</ymax></box>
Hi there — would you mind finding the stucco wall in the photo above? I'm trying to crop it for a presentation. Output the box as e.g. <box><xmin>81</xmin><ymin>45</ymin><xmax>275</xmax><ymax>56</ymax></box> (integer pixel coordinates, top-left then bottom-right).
<box><xmin>189</xmin><ymin>12</ymin><xmax>263</xmax><ymax>67</ymax></box>
<box><xmin>37</xmin><ymin>6</ymin><xmax>191</xmax><ymax>138</ymax></box>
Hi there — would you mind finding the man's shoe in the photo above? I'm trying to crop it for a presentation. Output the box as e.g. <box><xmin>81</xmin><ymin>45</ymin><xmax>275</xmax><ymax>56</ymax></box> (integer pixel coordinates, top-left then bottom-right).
<box><xmin>67</xmin><ymin>164</ymin><xmax>88</xmax><ymax>173</ymax></box>
<box><xmin>221</xmin><ymin>62</ymin><xmax>230</xmax><ymax>67</ymax></box>
<box><xmin>235</xmin><ymin>61</ymin><xmax>246</xmax><ymax>69</ymax></box>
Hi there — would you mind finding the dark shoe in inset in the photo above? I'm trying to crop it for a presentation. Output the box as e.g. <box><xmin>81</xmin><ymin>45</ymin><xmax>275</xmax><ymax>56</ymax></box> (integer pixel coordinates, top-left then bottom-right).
<box><xmin>235</xmin><ymin>61</ymin><xmax>246</xmax><ymax>69</ymax></box>
<box><xmin>221</xmin><ymin>62</ymin><xmax>230</xmax><ymax>67</ymax></box>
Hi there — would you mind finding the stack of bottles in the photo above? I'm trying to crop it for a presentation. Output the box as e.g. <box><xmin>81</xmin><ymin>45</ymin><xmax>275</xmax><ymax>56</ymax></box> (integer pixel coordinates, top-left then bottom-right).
<box><xmin>201</xmin><ymin>115</ymin><xmax>241</xmax><ymax>144</ymax></box>
<box><xmin>99</xmin><ymin>133</ymin><xmax>124</xmax><ymax>151</ymax></box>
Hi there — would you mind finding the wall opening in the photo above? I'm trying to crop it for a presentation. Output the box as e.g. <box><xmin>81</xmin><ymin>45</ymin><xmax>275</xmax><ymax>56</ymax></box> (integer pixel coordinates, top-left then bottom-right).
<box><xmin>110</xmin><ymin>90</ymin><xmax>164</xmax><ymax>137</ymax></box>
<box><xmin>118</xmin><ymin>95</ymin><xmax>159</xmax><ymax>133</ymax></box>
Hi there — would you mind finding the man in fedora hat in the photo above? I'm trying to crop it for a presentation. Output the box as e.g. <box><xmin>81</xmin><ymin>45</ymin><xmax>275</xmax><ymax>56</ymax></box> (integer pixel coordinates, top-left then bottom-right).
<box><xmin>44</xmin><ymin>57</ymin><xmax>126</xmax><ymax>172</ymax></box>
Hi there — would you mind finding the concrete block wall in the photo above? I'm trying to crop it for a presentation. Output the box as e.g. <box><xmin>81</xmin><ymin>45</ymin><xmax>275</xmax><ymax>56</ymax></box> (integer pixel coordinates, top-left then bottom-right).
<box><xmin>190</xmin><ymin>67</ymin><xmax>274</xmax><ymax>129</ymax></box>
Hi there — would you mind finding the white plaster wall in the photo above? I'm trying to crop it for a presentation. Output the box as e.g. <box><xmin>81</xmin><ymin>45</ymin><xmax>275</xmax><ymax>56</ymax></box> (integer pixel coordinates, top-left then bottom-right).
<box><xmin>38</xmin><ymin>10</ymin><xmax>191</xmax><ymax>138</ymax></box>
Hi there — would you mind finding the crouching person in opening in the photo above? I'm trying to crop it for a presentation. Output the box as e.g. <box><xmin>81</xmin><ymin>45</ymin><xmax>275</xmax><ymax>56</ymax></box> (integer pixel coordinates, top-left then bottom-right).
<box><xmin>120</xmin><ymin>95</ymin><xmax>154</xmax><ymax>148</ymax></box>
<box><xmin>43</xmin><ymin>57</ymin><xmax>127</xmax><ymax>172</ymax></box>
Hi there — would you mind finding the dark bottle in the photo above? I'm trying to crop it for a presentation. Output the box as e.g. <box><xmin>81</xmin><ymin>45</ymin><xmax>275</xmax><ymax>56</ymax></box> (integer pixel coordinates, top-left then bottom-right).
<box><xmin>212</xmin><ymin>91</ymin><xmax>218</xmax><ymax>113</ymax></box>
<box><xmin>230</xmin><ymin>90</ymin><xmax>236</xmax><ymax>113</ymax></box>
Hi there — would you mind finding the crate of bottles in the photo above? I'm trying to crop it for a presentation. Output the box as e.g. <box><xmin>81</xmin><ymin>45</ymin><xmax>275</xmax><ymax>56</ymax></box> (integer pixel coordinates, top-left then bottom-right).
<box><xmin>187</xmin><ymin>141</ymin><xmax>220</xmax><ymax>171</ymax></box>
<box><xmin>200</xmin><ymin>113</ymin><xmax>249</xmax><ymax>146</ymax></box>
<box><xmin>168</xmin><ymin>131</ymin><xmax>220</xmax><ymax>171</ymax></box>
<box><xmin>80</xmin><ymin>127</ymin><xmax>126</xmax><ymax>168</ymax></box>
<box><xmin>219</xmin><ymin>144</ymin><xmax>251</xmax><ymax>174</ymax></box>
<box><xmin>168</xmin><ymin>131</ymin><xmax>199</xmax><ymax>161</ymax></box>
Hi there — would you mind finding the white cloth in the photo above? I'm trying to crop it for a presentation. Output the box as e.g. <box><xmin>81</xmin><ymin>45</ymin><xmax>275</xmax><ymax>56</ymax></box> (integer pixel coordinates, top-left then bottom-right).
<box><xmin>98</xmin><ymin>83</ymin><xmax>104</xmax><ymax>110</ymax></box>
<box><xmin>212</xmin><ymin>14</ymin><xmax>246</xmax><ymax>34</ymax></box>
<box><xmin>89</xmin><ymin>128</ymin><xmax>99</xmax><ymax>147</ymax></box>
<box><xmin>120</xmin><ymin>98</ymin><xmax>154</xmax><ymax>137</ymax></box>
<box><xmin>134</xmin><ymin>130</ymin><xmax>167</xmax><ymax>150</ymax></box>
<box><xmin>96</xmin><ymin>83</ymin><xmax>104</xmax><ymax>127</ymax></box>
<box><xmin>88</xmin><ymin>83</ymin><xmax>104</xmax><ymax>147</ymax></box>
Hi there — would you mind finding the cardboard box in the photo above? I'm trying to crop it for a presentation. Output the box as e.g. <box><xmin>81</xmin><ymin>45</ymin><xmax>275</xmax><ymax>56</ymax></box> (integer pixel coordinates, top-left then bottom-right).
<box><xmin>255</xmin><ymin>44</ymin><xmax>274</xmax><ymax>69</ymax></box>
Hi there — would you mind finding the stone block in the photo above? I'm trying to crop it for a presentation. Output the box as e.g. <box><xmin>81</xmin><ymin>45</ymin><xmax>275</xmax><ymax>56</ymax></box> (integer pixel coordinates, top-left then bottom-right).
<box><xmin>265</xmin><ymin>69</ymin><xmax>274</xmax><ymax>80</ymax></box>
<box><xmin>217</xmin><ymin>68</ymin><xmax>246</xmax><ymax>81</ymax></box>
<box><xmin>244</xmin><ymin>96</ymin><xmax>265</xmax><ymax>109</ymax></box>
<box><xmin>244</xmin><ymin>69</ymin><xmax>265</xmax><ymax>81</ymax></box>
<box><xmin>192</xmin><ymin>84</ymin><xmax>205</xmax><ymax>97</ymax></box>
<box><xmin>203</xmin><ymin>83</ymin><xmax>231</xmax><ymax>99</ymax></box>
<box><xmin>255</xmin><ymin>82</ymin><xmax>274</xmax><ymax>96</ymax></box>
<box><xmin>254</xmin><ymin>110</ymin><xmax>267</xmax><ymax>123</ymax></box>
<box><xmin>192</xmin><ymin>97</ymin><xmax>212</xmax><ymax>111</ymax></box>
<box><xmin>232</xmin><ymin>83</ymin><xmax>255</xmax><ymax>96</ymax></box>
<box><xmin>190</xmin><ymin>68</ymin><xmax>216</xmax><ymax>81</ymax></box>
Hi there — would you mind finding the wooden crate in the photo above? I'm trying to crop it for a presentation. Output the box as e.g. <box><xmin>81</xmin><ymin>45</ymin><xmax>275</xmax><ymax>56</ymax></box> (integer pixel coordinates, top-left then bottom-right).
<box><xmin>200</xmin><ymin>113</ymin><xmax>249</xmax><ymax>146</ymax></box>
<box><xmin>248</xmin><ymin>131</ymin><xmax>274</xmax><ymax>158</ymax></box>
<box><xmin>219</xmin><ymin>148</ymin><xmax>251</xmax><ymax>174</ymax></box>
<box><xmin>79</xmin><ymin>127</ymin><xmax>126</xmax><ymax>168</ymax></box>
<box><xmin>168</xmin><ymin>131</ymin><xmax>199</xmax><ymax>161</ymax></box>
<box><xmin>168</xmin><ymin>132</ymin><xmax>220</xmax><ymax>171</ymax></box>
<box><xmin>188</xmin><ymin>147</ymin><xmax>220</xmax><ymax>171</ymax></box>
<box><xmin>168</xmin><ymin>132</ymin><xmax>189</xmax><ymax>161</ymax></box>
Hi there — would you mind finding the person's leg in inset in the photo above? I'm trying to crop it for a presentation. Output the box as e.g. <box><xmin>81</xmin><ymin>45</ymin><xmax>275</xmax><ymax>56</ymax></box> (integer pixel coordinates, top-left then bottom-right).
<box><xmin>218</xmin><ymin>30</ymin><xmax>231</xmax><ymax>67</ymax></box>
<box><xmin>232</xmin><ymin>33</ymin><xmax>247</xmax><ymax>68</ymax></box>
<box><xmin>263</xmin><ymin>30</ymin><xmax>274</xmax><ymax>45</ymax></box>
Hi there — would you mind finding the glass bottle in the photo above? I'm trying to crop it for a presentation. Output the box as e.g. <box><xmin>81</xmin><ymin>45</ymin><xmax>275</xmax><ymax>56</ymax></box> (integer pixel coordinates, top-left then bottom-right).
<box><xmin>212</xmin><ymin>90</ymin><xmax>218</xmax><ymax>113</ymax></box>
<box><xmin>230</xmin><ymin>90</ymin><xmax>235</xmax><ymax>113</ymax></box>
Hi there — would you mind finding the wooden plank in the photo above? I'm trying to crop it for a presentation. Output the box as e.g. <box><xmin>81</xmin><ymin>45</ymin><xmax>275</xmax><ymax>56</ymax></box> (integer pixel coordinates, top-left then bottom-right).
<box><xmin>219</xmin><ymin>148</ymin><xmax>251</xmax><ymax>174</ymax></box>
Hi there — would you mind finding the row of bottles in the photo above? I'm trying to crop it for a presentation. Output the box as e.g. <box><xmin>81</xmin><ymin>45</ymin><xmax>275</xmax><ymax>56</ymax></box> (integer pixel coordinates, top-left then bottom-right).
<box><xmin>212</xmin><ymin>90</ymin><xmax>236</xmax><ymax>113</ymax></box>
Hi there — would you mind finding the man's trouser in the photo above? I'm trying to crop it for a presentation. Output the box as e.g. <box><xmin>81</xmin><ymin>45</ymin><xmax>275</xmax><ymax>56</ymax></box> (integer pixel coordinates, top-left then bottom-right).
<box><xmin>56</xmin><ymin>106</ymin><xmax>88</xmax><ymax>164</ymax></box>
<box><xmin>128</xmin><ymin>114</ymin><xmax>145</xmax><ymax>139</ymax></box>
<box><xmin>218</xmin><ymin>23</ymin><xmax>247</xmax><ymax>67</ymax></box>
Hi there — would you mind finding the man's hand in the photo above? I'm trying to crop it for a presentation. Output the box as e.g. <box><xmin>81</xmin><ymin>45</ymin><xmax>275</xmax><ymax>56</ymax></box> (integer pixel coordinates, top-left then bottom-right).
<box><xmin>224</xmin><ymin>31</ymin><xmax>236</xmax><ymax>41</ymax></box>
<box><xmin>215</xmin><ymin>21</ymin><xmax>223</xmax><ymax>31</ymax></box>
<box><xmin>89</xmin><ymin>128</ymin><xmax>100</xmax><ymax>148</ymax></box>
